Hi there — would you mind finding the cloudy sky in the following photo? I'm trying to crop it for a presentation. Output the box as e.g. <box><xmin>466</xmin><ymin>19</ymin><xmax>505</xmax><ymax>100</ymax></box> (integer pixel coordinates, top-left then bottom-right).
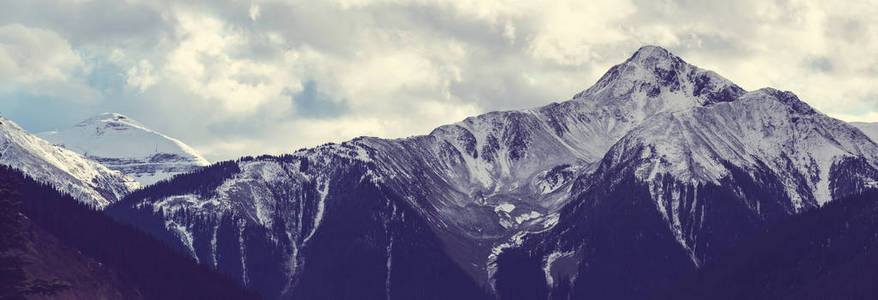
<box><xmin>1</xmin><ymin>0</ymin><xmax>877</xmax><ymax>161</ymax></box>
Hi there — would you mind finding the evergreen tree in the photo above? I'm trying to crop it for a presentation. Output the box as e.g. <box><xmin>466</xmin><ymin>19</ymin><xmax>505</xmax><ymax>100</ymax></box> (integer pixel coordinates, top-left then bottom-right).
<box><xmin>0</xmin><ymin>171</ymin><xmax>69</xmax><ymax>300</ymax></box>
<box><xmin>0</xmin><ymin>172</ymin><xmax>26</xmax><ymax>300</ymax></box>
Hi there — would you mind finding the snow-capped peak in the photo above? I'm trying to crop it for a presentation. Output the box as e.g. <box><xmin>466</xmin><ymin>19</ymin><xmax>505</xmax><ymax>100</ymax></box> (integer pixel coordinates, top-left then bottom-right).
<box><xmin>80</xmin><ymin>112</ymin><xmax>133</xmax><ymax>125</ymax></box>
<box><xmin>574</xmin><ymin>45</ymin><xmax>745</xmax><ymax>110</ymax></box>
<box><xmin>629</xmin><ymin>45</ymin><xmax>674</xmax><ymax>63</ymax></box>
<box><xmin>0</xmin><ymin>115</ymin><xmax>139</xmax><ymax>207</ymax></box>
<box><xmin>40</xmin><ymin>113</ymin><xmax>210</xmax><ymax>186</ymax></box>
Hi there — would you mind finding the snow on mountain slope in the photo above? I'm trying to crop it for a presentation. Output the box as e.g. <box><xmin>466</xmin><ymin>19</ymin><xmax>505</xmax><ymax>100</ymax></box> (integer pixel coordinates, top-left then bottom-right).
<box><xmin>361</xmin><ymin>45</ymin><xmax>747</xmax><ymax>283</ymax></box>
<box><xmin>40</xmin><ymin>113</ymin><xmax>210</xmax><ymax>185</ymax></box>
<box><xmin>368</xmin><ymin>45</ymin><xmax>745</xmax><ymax>237</ymax></box>
<box><xmin>851</xmin><ymin>122</ymin><xmax>878</xmax><ymax>142</ymax></box>
<box><xmin>612</xmin><ymin>88</ymin><xmax>878</xmax><ymax>206</ymax></box>
<box><xmin>595</xmin><ymin>88</ymin><xmax>878</xmax><ymax>260</ymax></box>
<box><xmin>107</xmin><ymin>46</ymin><xmax>750</xmax><ymax>297</ymax></box>
<box><xmin>0</xmin><ymin>115</ymin><xmax>139</xmax><ymax>207</ymax></box>
<box><xmin>110</xmin><ymin>146</ymin><xmax>490</xmax><ymax>299</ymax></box>
<box><xmin>108</xmin><ymin>46</ymin><xmax>878</xmax><ymax>299</ymax></box>
<box><xmin>492</xmin><ymin>89</ymin><xmax>878</xmax><ymax>300</ymax></box>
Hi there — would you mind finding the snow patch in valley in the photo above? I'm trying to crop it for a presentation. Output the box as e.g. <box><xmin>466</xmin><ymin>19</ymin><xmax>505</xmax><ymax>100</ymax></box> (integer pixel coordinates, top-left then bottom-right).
<box><xmin>494</xmin><ymin>203</ymin><xmax>515</xmax><ymax>214</ymax></box>
<box><xmin>487</xmin><ymin>231</ymin><xmax>527</xmax><ymax>291</ymax></box>
<box><xmin>166</xmin><ymin>220</ymin><xmax>198</xmax><ymax>262</ymax></box>
<box><xmin>303</xmin><ymin>181</ymin><xmax>329</xmax><ymax>245</ymax></box>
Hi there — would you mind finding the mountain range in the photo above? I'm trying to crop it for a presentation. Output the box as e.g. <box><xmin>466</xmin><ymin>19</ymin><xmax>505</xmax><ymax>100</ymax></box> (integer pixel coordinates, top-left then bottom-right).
<box><xmin>1</xmin><ymin>45</ymin><xmax>877</xmax><ymax>299</ymax></box>
<box><xmin>104</xmin><ymin>46</ymin><xmax>878</xmax><ymax>299</ymax></box>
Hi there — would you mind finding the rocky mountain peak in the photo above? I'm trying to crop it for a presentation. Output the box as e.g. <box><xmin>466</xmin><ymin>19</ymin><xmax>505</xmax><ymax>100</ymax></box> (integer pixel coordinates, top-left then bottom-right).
<box><xmin>574</xmin><ymin>45</ymin><xmax>745</xmax><ymax>110</ymax></box>
<box><xmin>628</xmin><ymin>45</ymin><xmax>675</xmax><ymax>65</ymax></box>
<box><xmin>751</xmin><ymin>87</ymin><xmax>818</xmax><ymax>115</ymax></box>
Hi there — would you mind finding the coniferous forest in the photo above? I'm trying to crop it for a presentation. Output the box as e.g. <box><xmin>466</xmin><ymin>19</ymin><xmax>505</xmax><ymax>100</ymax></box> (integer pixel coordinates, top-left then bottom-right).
<box><xmin>0</xmin><ymin>165</ymin><xmax>260</xmax><ymax>300</ymax></box>
<box><xmin>666</xmin><ymin>189</ymin><xmax>878</xmax><ymax>299</ymax></box>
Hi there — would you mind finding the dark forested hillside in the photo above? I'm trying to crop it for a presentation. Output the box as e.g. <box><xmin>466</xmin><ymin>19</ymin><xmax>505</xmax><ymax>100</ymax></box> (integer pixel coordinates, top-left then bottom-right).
<box><xmin>117</xmin><ymin>159</ymin><xmax>243</xmax><ymax>204</ymax></box>
<box><xmin>107</xmin><ymin>155</ymin><xmax>492</xmax><ymax>300</ymax></box>
<box><xmin>668</xmin><ymin>189</ymin><xmax>878</xmax><ymax>300</ymax></box>
<box><xmin>0</xmin><ymin>165</ymin><xmax>259</xmax><ymax>300</ymax></box>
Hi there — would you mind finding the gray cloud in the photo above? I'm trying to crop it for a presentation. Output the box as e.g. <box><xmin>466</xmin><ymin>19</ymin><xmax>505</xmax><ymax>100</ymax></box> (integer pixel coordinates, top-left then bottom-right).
<box><xmin>804</xmin><ymin>57</ymin><xmax>834</xmax><ymax>73</ymax></box>
<box><xmin>0</xmin><ymin>0</ymin><xmax>171</xmax><ymax>47</ymax></box>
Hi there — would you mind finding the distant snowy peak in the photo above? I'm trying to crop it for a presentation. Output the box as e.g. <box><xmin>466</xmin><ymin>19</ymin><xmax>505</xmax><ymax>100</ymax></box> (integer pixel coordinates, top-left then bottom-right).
<box><xmin>0</xmin><ymin>115</ymin><xmax>139</xmax><ymax>207</ymax></box>
<box><xmin>43</xmin><ymin>112</ymin><xmax>208</xmax><ymax>163</ymax></box>
<box><xmin>851</xmin><ymin>122</ymin><xmax>878</xmax><ymax>143</ymax></box>
<box><xmin>41</xmin><ymin>113</ymin><xmax>210</xmax><ymax>186</ymax></box>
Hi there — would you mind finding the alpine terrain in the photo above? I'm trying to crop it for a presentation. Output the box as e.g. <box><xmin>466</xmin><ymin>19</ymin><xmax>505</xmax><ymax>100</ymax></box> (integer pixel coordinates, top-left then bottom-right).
<box><xmin>0</xmin><ymin>115</ymin><xmax>139</xmax><ymax>208</ymax></box>
<box><xmin>104</xmin><ymin>46</ymin><xmax>878</xmax><ymax>299</ymax></box>
<box><xmin>41</xmin><ymin>113</ymin><xmax>210</xmax><ymax>186</ymax></box>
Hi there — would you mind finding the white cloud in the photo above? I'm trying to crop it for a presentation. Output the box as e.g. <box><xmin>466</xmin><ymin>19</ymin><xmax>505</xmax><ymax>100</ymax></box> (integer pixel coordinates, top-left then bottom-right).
<box><xmin>249</xmin><ymin>3</ymin><xmax>261</xmax><ymax>21</ymax></box>
<box><xmin>502</xmin><ymin>21</ymin><xmax>516</xmax><ymax>44</ymax></box>
<box><xmin>0</xmin><ymin>23</ymin><xmax>101</xmax><ymax>102</ymax></box>
<box><xmin>526</xmin><ymin>0</ymin><xmax>636</xmax><ymax>66</ymax></box>
<box><xmin>126</xmin><ymin>59</ymin><xmax>157</xmax><ymax>92</ymax></box>
<box><xmin>162</xmin><ymin>8</ymin><xmax>302</xmax><ymax>114</ymax></box>
<box><xmin>0</xmin><ymin>24</ymin><xmax>83</xmax><ymax>83</ymax></box>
